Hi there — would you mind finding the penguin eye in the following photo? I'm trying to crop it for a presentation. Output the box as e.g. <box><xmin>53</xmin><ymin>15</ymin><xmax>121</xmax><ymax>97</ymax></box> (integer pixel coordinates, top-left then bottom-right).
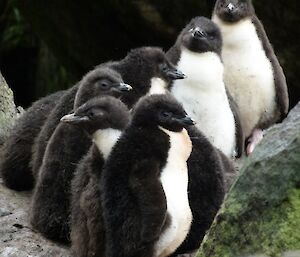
<box><xmin>208</xmin><ymin>32</ymin><xmax>216</xmax><ymax>40</ymax></box>
<box><xmin>96</xmin><ymin>79</ymin><xmax>111</xmax><ymax>90</ymax></box>
<box><xmin>160</xmin><ymin>111</ymin><xmax>172</xmax><ymax>119</ymax></box>
<box><xmin>159</xmin><ymin>63</ymin><xmax>168</xmax><ymax>73</ymax></box>
<box><xmin>87</xmin><ymin>108</ymin><xmax>105</xmax><ymax>119</ymax></box>
<box><xmin>88</xmin><ymin>110</ymin><xmax>95</xmax><ymax>119</ymax></box>
<box><xmin>100</xmin><ymin>82</ymin><xmax>109</xmax><ymax>89</ymax></box>
<box><xmin>220</xmin><ymin>1</ymin><xmax>227</xmax><ymax>7</ymax></box>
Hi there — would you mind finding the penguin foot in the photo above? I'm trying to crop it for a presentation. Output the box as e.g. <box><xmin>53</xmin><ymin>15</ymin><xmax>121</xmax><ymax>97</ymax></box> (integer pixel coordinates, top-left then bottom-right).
<box><xmin>246</xmin><ymin>128</ymin><xmax>264</xmax><ymax>155</ymax></box>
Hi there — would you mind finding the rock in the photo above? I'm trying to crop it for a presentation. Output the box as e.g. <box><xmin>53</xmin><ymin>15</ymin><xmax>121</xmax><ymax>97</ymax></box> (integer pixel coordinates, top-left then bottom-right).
<box><xmin>0</xmin><ymin>179</ymin><xmax>71</xmax><ymax>257</ymax></box>
<box><xmin>0</xmin><ymin>72</ymin><xmax>23</xmax><ymax>145</ymax></box>
<box><xmin>196</xmin><ymin>103</ymin><xmax>300</xmax><ymax>257</ymax></box>
<box><xmin>0</xmin><ymin>72</ymin><xmax>70</xmax><ymax>256</ymax></box>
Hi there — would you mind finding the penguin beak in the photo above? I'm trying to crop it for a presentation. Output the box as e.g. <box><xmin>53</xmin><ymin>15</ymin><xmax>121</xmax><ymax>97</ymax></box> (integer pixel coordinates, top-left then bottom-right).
<box><xmin>192</xmin><ymin>27</ymin><xmax>207</xmax><ymax>39</ymax></box>
<box><xmin>113</xmin><ymin>83</ymin><xmax>132</xmax><ymax>93</ymax></box>
<box><xmin>227</xmin><ymin>3</ymin><xmax>235</xmax><ymax>12</ymax></box>
<box><xmin>60</xmin><ymin>113</ymin><xmax>89</xmax><ymax>124</ymax></box>
<box><xmin>164</xmin><ymin>67</ymin><xmax>186</xmax><ymax>80</ymax></box>
<box><xmin>175</xmin><ymin>115</ymin><xmax>196</xmax><ymax>127</ymax></box>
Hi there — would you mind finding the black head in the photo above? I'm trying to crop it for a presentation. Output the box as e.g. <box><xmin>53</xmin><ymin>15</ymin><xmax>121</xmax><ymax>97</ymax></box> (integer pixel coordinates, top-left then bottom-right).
<box><xmin>213</xmin><ymin>0</ymin><xmax>255</xmax><ymax>23</ymax></box>
<box><xmin>61</xmin><ymin>96</ymin><xmax>130</xmax><ymax>135</ymax></box>
<box><xmin>74</xmin><ymin>66</ymin><xmax>132</xmax><ymax>109</ymax></box>
<box><xmin>131</xmin><ymin>93</ymin><xmax>195</xmax><ymax>132</ymax></box>
<box><xmin>180</xmin><ymin>16</ymin><xmax>222</xmax><ymax>55</ymax></box>
<box><xmin>126</xmin><ymin>47</ymin><xmax>186</xmax><ymax>82</ymax></box>
<box><xmin>110</xmin><ymin>47</ymin><xmax>186</xmax><ymax>108</ymax></box>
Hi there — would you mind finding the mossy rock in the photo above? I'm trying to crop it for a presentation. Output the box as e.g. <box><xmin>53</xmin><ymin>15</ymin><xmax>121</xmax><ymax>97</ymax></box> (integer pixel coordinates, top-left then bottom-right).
<box><xmin>197</xmin><ymin>103</ymin><xmax>300</xmax><ymax>257</ymax></box>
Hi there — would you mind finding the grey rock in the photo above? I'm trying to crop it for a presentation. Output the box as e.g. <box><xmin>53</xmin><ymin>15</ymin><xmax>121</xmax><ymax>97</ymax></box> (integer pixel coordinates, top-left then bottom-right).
<box><xmin>0</xmin><ymin>179</ymin><xmax>71</xmax><ymax>257</ymax></box>
<box><xmin>0</xmin><ymin>72</ymin><xmax>23</xmax><ymax>146</ymax></box>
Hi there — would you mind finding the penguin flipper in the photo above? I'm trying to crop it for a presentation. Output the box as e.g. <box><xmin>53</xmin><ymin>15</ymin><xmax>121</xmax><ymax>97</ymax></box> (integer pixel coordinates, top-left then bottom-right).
<box><xmin>226</xmin><ymin>88</ymin><xmax>245</xmax><ymax>158</ymax></box>
<box><xmin>130</xmin><ymin>159</ymin><xmax>168</xmax><ymax>243</ymax></box>
<box><xmin>251</xmin><ymin>16</ymin><xmax>289</xmax><ymax>121</ymax></box>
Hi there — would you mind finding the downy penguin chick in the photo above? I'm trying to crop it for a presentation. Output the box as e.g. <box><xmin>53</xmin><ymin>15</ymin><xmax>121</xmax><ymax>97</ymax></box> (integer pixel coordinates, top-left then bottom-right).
<box><xmin>0</xmin><ymin>90</ymin><xmax>65</xmax><ymax>191</ymax></box>
<box><xmin>167</xmin><ymin>16</ymin><xmax>243</xmax><ymax>158</ymax></box>
<box><xmin>30</xmin><ymin>66</ymin><xmax>130</xmax><ymax>179</ymax></box>
<box><xmin>30</xmin><ymin>69</ymin><xmax>131</xmax><ymax>244</ymax></box>
<box><xmin>102</xmin><ymin>94</ymin><xmax>195</xmax><ymax>257</ymax></box>
<box><xmin>109</xmin><ymin>46</ymin><xmax>186</xmax><ymax>107</ymax></box>
<box><xmin>31</xmin><ymin>47</ymin><xmax>185</xmax><ymax>179</ymax></box>
<box><xmin>212</xmin><ymin>0</ymin><xmax>289</xmax><ymax>154</ymax></box>
<box><xmin>67</xmin><ymin>97</ymin><xmax>130</xmax><ymax>257</ymax></box>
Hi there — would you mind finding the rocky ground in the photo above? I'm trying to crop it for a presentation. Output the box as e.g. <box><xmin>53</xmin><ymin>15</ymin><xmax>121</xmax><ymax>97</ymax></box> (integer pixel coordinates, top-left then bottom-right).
<box><xmin>0</xmin><ymin>179</ymin><xmax>71</xmax><ymax>257</ymax></box>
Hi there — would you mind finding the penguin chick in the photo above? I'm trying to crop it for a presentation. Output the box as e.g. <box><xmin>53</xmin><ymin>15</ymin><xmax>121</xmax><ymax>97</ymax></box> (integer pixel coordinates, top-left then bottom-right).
<box><xmin>167</xmin><ymin>16</ymin><xmax>244</xmax><ymax>158</ymax></box>
<box><xmin>107</xmin><ymin>46</ymin><xmax>185</xmax><ymax>107</ymax></box>
<box><xmin>31</xmin><ymin>47</ymin><xmax>185</xmax><ymax>179</ymax></box>
<box><xmin>212</xmin><ymin>0</ymin><xmax>289</xmax><ymax>154</ymax></box>
<box><xmin>68</xmin><ymin>96</ymin><xmax>130</xmax><ymax>257</ymax></box>
<box><xmin>30</xmin><ymin>66</ymin><xmax>130</xmax><ymax>179</ymax></box>
<box><xmin>0</xmin><ymin>90</ymin><xmax>65</xmax><ymax>191</ymax></box>
<box><xmin>167</xmin><ymin>18</ymin><xmax>235</xmax><ymax>252</ymax></box>
<box><xmin>101</xmin><ymin>94</ymin><xmax>195</xmax><ymax>257</ymax></box>
<box><xmin>30</xmin><ymin>71</ymin><xmax>131</xmax><ymax>244</ymax></box>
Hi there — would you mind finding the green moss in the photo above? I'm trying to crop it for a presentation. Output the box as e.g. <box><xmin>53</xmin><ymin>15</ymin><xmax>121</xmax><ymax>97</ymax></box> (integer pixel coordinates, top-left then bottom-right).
<box><xmin>197</xmin><ymin>189</ymin><xmax>300</xmax><ymax>257</ymax></box>
<box><xmin>275</xmin><ymin>189</ymin><xmax>300</xmax><ymax>249</ymax></box>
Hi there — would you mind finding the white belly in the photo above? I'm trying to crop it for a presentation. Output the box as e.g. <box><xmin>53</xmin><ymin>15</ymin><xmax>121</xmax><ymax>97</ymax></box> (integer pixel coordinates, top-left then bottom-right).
<box><xmin>171</xmin><ymin>49</ymin><xmax>236</xmax><ymax>157</ymax></box>
<box><xmin>155</xmin><ymin>128</ymin><xmax>192</xmax><ymax>257</ymax></box>
<box><xmin>213</xmin><ymin>16</ymin><xmax>276</xmax><ymax>137</ymax></box>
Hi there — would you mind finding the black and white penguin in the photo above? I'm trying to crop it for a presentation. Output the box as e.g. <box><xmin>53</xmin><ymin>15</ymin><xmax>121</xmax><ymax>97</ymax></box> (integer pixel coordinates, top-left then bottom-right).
<box><xmin>167</xmin><ymin>16</ymin><xmax>244</xmax><ymax>158</ymax></box>
<box><xmin>212</xmin><ymin>0</ymin><xmax>289</xmax><ymax>154</ymax></box>
<box><xmin>30</xmin><ymin>69</ymin><xmax>131</xmax><ymax>243</ymax></box>
<box><xmin>101</xmin><ymin>94</ymin><xmax>195</xmax><ymax>257</ymax></box>
<box><xmin>0</xmin><ymin>90</ymin><xmax>65</xmax><ymax>191</ymax></box>
<box><xmin>67</xmin><ymin>97</ymin><xmax>130</xmax><ymax>257</ymax></box>
<box><xmin>31</xmin><ymin>46</ymin><xmax>185</xmax><ymax>179</ymax></box>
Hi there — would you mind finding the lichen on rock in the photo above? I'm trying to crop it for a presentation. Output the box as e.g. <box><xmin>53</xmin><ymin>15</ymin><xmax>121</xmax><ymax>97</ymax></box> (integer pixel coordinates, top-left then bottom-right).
<box><xmin>197</xmin><ymin>103</ymin><xmax>300</xmax><ymax>257</ymax></box>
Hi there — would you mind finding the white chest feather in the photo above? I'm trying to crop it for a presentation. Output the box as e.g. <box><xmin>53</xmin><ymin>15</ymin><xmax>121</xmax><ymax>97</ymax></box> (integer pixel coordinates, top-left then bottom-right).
<box><xmin>155</xmin><ymin>127</ymin><xmax>192</xmax><ymax>257</ymax></box>
<box><xmin>171</xmin><ymin>49</ymin><xmax>236</xmax><ymax>157</ymax></box>
<box><xmin>148</xmin><ymin>77</ymin><xmax>168</xmax><ymax>95</ymax></box>
<box><xmin>213</xmin><ymin>16</ymin><xmax>276</xmax><ymax>137</ymax></box>
<box><xmin>92</xmin><ymin>128</ymin><xmax>122</xmax><ymax>160</ymax></box>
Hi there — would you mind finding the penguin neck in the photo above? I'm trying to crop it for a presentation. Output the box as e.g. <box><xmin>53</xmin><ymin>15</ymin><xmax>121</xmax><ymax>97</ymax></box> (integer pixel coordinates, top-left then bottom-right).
<box><xmin>92</xmin><ymin>128</ymin><xmax>122</xmax><ymax>160</ymax></box>
<box><xmin>173</xmin><ymin>47</ymin><xmax>225</xmax><ymax>94</ymax></box>
<box><xmin>212</xmin><ymin>15</ymin><xmax>257</xmax><ymax>49</ymax></box>
<box><xmin>148</xmin><ymin>77</ymin><xmax>168</xmax><ymax>95</ymax></box>
<box><xmin>158</xmin><ymin>126</ymin><xmax>192</xmax><ymax>162</ymax></box>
